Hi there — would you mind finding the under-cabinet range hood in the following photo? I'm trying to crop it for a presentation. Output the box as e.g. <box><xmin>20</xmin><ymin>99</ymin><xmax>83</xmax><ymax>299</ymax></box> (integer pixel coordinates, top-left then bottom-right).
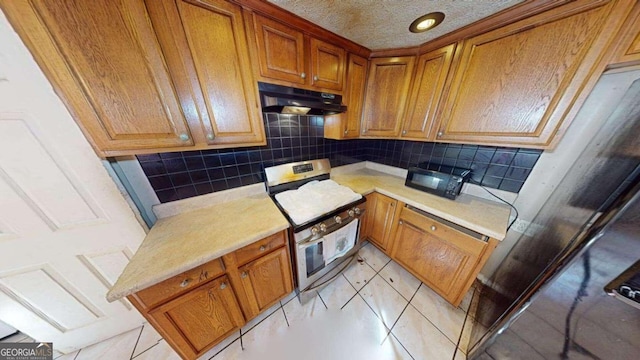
<box><xmin>258</xmin><ymin>82</ymin><xmax>346</xmax><ymax>116</ymax></box>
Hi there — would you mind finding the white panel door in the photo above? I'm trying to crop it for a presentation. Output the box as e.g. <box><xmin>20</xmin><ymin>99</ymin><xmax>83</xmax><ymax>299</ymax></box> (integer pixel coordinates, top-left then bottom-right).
<box><xmin>0</xmin><ymin>10</ymin><xmax>146</xmax><ymax>353</ymax></box>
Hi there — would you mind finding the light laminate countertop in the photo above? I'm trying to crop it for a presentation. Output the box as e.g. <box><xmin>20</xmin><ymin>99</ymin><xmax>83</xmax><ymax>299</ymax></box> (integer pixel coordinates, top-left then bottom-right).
<box><xmin>106</xmin><ymin>193</ymin><xmax>289</xmax><ymax>302</ymax></box>
<box><xmin>107</xmin><ymin>162</ymin><xmax>511</xmax><ymax>302</ymax></box>
<box><xmin>331</xmin><ymin>167</ymin><xmax>511</xmax><ymax>240</ymax></box>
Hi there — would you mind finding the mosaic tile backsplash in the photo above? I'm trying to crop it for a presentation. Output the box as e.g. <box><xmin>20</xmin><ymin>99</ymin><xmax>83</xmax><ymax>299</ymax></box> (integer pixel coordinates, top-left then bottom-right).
<box><xmin>137</xmin><ymin>114</ymin><xmax>542</xmax><ymax>203</ymax></box>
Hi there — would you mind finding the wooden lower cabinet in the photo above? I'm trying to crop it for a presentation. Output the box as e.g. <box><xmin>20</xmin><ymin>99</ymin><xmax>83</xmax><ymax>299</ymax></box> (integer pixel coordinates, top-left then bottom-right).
<box><xmin>237</xmin><ymin>247</ymin><xmax>293</xmax><ymax>318</ymax></box>
<box><xmin>363</xmin><ymin>192</ymin><xmax>401</xmax><ymax>253</ymax></box>
<box><xmin>127</xmin><ymin>230</ymin><xmax>293</xmax><ymax>359</ymax></box>
<box><xmin>145</xmin><ymin>275</ymin><xmax>243</xmax><ymax>359</ymax></box>
<box><xmin>390</xmin><ymin>206</ymin><xmax>497</xmax><ymax>307</ymax></box>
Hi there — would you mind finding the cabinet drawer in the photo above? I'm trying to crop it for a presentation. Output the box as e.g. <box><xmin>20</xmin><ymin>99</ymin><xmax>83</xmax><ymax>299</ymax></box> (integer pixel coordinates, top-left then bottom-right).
<box><xmin>136</xmin><ymin>258</ymin><xmax>225</xmax><ymax>309</ymax></box>
<box><xmin>233</xmin><ymin>231</ymin><xmax>286</xmax><ymax>266</ymax></box>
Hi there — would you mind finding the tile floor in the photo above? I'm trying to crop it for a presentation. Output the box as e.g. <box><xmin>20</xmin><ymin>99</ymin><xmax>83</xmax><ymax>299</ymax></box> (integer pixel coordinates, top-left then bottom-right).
<box><xmin>1</xmin><ymin>243</ymin><xmax>476</xmax><ymax>360</ymax></box>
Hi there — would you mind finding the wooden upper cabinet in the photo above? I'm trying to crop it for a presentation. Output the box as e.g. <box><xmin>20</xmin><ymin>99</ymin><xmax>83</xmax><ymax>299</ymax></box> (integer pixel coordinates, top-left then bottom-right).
<box><xmin>401</xmin><ymin>44</ymin><xmax>456</xmax><ymax>140</ymax></box>
<box><xmin>251</xmin><ymin>13</ymin><xmax>306</xmax><ymax>85</ymax></box>
<box><xmin>249</xmin><ymin>13</ymin><xmax>346</xmax><ymax>92</ymax></box>
<box><xmin>609</xmin><ymin>2</ymin><xmax>640</xmax><ymax>68</ymax></box>
<box><xmin>361</xmin><ymin>56</ymin><xmax>416</xmax><ymax>138</ymax></box>
<box><xmin>309</xmin><ymin>38</ymin><xmax>346</xmax><ymax>91</ymax></box>
<box><xmin>435</xmin><ymin>0</ymin><xmax>625</xmax><ymax>148</ymax></box>
<box><xmin>325</xmin><ymin>54</ymin><xmax>368</xmax><ymax>139</ymax></box>
<box><xmin>146</xmin><ymin>0</ymin><xmax>265</xmax><ymax>147</ymax></box>
<box><xmin>1</xmin><ymin>0</ymin><xmax>193</xmax><ymax>156</ymax></box>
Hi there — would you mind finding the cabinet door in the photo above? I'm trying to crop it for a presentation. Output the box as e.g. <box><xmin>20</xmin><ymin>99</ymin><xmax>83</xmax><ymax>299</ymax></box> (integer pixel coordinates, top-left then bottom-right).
<box><xmin>251</xmin><ymin>14</ymin><xmax>306</xmax><ymax>85</ymax></box>
<box><xmin>401</xmin><ymin>44</ymin><xmax>455</xmax><ymax>140</ymax></box>
<box><xmin>147</xmin><ymin>0</ymin><xmax>266</xmax><ymax>146</ymax></box>
<box><xmin>148</xmin><ymin>275</ymin><xmax>244</xmax><ymax>359</ymax></box>
<box><xmin>310</xmin><ymin>37</ymin><xmax>346</xmax><ymax>91</ymax></box>
<box><xmin>1</xmin><ymin>0</ymin><xmax>193</xmax><ymax>156</ymax></box>
<box><xmin>435</xmin><ymin>0</ymin><xmax>623</xmax><ymax>148</ymax></box>
<box><xmin>324</xmin><ymin>54</ymin><xmax>367</xmax><ymax>139</ymax></box>
<box><xmin>610</xmin><ymin>2</ymin><xmax>640</xmax><ymax>68</ymax></box>
<box><xmin>367</xmin><ymin>193</ymin><xmax>398</xmax><ymax>252</ymax></box>
<box><xmin>238</xmin><ymin>247</ymin><xmax>293</xmax><ymax>319</ymax></box>
<box><xmin>391</xmin><ymin>207</ymin><xmax>487</xmax><ymax>306</ymax></box>
<box><xmin>361</xmin><ymin>57</ymin><xmax>415</xmax><ymax>137</ymax></box>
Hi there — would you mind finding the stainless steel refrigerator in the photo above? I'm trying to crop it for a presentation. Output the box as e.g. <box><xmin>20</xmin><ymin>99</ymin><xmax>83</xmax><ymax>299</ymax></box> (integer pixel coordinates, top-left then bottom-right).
<box><xmin>468</xmin><ymin>75</ymin><xmax>640</xmax><ymax>359</ymax></box>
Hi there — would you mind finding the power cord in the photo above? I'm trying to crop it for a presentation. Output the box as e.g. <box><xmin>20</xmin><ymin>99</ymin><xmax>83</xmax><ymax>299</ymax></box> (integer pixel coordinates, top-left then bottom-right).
<box><xmin>469</xmin><ymin>180</ymin><xmax>519</xmax><ymax>231</ymax></box>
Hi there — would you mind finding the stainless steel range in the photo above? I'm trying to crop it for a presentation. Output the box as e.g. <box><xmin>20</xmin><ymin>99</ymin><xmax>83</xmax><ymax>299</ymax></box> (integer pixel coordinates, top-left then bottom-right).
<box><xmin>264</xmin><ymin>159</ymin><xmax>366</xmax><ymax>298</ymax></box>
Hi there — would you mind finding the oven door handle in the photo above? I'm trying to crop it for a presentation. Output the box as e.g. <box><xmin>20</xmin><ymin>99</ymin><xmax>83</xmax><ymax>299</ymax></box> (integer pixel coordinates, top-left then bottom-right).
<box><xmin>298</xmin><ymin>216</ymin><xmax>360</xmax><ymax>247</ymax></box>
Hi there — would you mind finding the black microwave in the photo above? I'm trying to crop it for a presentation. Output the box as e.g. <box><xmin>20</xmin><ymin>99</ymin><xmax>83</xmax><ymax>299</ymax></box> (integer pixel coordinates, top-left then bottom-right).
<box><xmin>405</xmin><ymin>165</ymin><xmax>471</xmax><ymax>200</ymax></box>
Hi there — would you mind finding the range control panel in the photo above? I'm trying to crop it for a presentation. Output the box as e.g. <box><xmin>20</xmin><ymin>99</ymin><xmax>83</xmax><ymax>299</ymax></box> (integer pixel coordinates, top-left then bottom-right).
<box><xmin>293</xmin><ymin>163</ymin><xmax>314</xmax><ymax>174</ymax></box>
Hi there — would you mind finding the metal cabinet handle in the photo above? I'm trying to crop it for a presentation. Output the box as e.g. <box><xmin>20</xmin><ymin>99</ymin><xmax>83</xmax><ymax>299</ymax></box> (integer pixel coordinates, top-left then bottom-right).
<box><xmin>430</xmin><ymin>225</ymin><xmax>437</xmax><ymax>231</ymax></box>
<box><xmin>402</xmin><ymin>130</ymin><xmax>407</xmax><ymax>135</ymax></box>
<box><xmin>180</xmin><ymin>279</ymin><xmax>190</xmax><ymax>288</ymax></box>
<box><xmin>259</xmin><ymin>245</ymin><xmax>266</xmax><ymax>252</ymax></box>
<box><xmin>206</xmin><ymin>133</ymin><xmax>215</xmax><ymax>140</ymax></box>
<box><xmin>220</xmin><ymin>282</ymin><xmax>227</xmax><ymax>290</ymax></box>
<box><xmin>399</xmin><ymin>220</ymin><xmax>403</xmax><ymax>225</ymax></box>
<box><xmin>240</xmin><ymin>272</ymin><xmax>247</xmax><ymax>279</ymax></box>
<box><xmin>179</xmin><ymin>133</ymin><xmax>189</xmax><ymax>141</ymax></box>
<box><xmin>437</xmin><ymin>131</ymin><xmax>443</xmax><ymax>137</ymax></box>
<box><xmin>301</xmin><ymin>72</ymin><xmax>306</xmax><ymax>79</ymax></box>
<box><xmin>313</xmin><ymin>75</ymin><xmax>318</xmax><ymax>81</ymax></box>
<box><xmin>344</xmin><ymin>130</ymin><xmax>348</xmax><ymax>135</ymax></box>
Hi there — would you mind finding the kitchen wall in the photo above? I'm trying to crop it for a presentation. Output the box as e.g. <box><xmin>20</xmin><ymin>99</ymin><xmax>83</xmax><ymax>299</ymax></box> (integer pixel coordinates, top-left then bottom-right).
<box><xmin>138</xmin><ymin>113</ymin><xmax>541</xmax><ymax>203</ymax></box>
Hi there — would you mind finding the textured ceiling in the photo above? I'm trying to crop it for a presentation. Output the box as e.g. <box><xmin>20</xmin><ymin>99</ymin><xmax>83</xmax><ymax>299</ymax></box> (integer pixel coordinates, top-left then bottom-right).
<box><xmin>267</xmin><ymin>0</ymin><xmax>525</xmax><ymax>50</ymax></box>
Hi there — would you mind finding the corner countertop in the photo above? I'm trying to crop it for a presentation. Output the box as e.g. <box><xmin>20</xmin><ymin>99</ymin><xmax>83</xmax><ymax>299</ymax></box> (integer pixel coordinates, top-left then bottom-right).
<box><xmin>106</xmin><ymin>193</ymin><xmax>289</xmax><ymax>302</ymax></box>
<box><xmin>331</xmin><ymin>166</ymin><xmax>511</xmax><ymax>240</ymax></box>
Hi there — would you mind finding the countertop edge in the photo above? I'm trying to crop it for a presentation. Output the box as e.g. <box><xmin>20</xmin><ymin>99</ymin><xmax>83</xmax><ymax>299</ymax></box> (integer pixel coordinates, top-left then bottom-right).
<box><xmin>106</xmin><ymin>222</ymin><xmax>290</xmax><ymax>302</ymax></box>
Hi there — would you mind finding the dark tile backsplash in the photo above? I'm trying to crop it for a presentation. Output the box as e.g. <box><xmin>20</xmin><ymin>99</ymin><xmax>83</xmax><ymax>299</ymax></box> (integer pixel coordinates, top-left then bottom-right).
<box><xmin>138</xmin><ymin>114</ymin><xmax>542</xmax><ymax>203</ymax></box>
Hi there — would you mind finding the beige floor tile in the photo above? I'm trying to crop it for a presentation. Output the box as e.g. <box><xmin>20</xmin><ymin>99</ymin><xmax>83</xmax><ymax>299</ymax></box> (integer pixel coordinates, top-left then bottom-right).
<box><xmin>318</xmin><ymin>274</ymin><xmax>357</xmax><ymax>309</ymax></box>
<box><xmin>54</xmin><ymin>350</ymin><xmax>79</xmax><ymax>360</ymax></box>
<box><xmin>359</xmin><ymin>275</ymin><xmax>408</xmax><ymax>329</ymax></box>
<box><xmin>135</xmin><ymin>340</ymin><xmax>180</xmax><ymax>360</ymax></box>
<box><xmin>459</xmin><ymin>288</ymin><xmax>475</xmax><ymax>313</ymax></box>
<box><xmin>358</xmin><ymin>242</ymin><xmax>391</xmax><ymax>271</ymax></box>
<box><xmin>454</xmin><ymin>348</ymin><xmax>467</xmax><ymax>360</ymax></box>
<box><xmin>240</xmin><ymin>308</ymin><xmax>289</xmax><ymax>351</ymax></box>
<box><xmin>132</xmin><ymin>323</ymin><xmax>162</xmax><ymax>358</ymax></box>
<box><xmin>210</xmin><ymin>338</ymin><xmax>243</xmax><ymax>359</ymax></box>
<box><xmin>198</xmin><ymin>330</ymin><xmax>241</xmax><ymax>359</ymax></box>
<box><xmin>75</xmin><ymin>327</ymin><xmax>140</xmax><ymax>360</ymax></box>
<box><xmin>280</xmin><ymin>289</ymin><xmax>298</xmax><ymax>305</ymax></box>
<box><xmin>392</xmin><ymin>305</ymin><xmax>457</xmax><ymax>360</ymax></box>
<box><xmin>282</xmin><ymin>293</ymin><xmax>327</xmax><ymax>326</ymax></box>
<box><xmin>240</xmin><ymin>301</ymin><xmax>282</xmax><ymax>334</ymax></box>
<box><xmin>381</xmin><ymin>333</ymin><xmax>414</xmax><ymax>360</ymax></box>
<box><xmin>341</xmin><ymin>295</ymin><xmax>391</xmax><ymax>343</ymax></box>
<box><xmin>379</xmin><ymin>261</ymin><xmax>421</xmax><ymax>300</ymax></box>
<box><xmin>411</xmin><ymin>285</ymin><xmax>466</xmax><ymax>343</ymax></box>
<box><xmin>343</xmin><ymin>258</ymin><xmax>377</xmax><ymax>291</ymax></box>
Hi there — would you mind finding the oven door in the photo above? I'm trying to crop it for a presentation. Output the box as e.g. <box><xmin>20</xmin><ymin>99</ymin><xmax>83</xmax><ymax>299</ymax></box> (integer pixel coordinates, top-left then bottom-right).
<box><xmin>296</xmin><ymin>218</ymin><xmax>360</xmax><ymax>291</ymax></box>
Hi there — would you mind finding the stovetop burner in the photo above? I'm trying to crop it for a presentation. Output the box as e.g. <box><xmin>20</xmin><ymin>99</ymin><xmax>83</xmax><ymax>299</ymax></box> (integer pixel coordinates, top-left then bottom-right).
<box><xmin>264</xmin><ymin>159</ymin><xmax>364</xmax><ymax>232</ymax></box>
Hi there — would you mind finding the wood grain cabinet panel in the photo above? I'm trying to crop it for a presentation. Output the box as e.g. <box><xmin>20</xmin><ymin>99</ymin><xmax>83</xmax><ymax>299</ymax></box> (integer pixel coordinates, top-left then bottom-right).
<box><xmin>391</xmin><ymin>206</ymin><xmax>497</xmax><ymax>306</ymax></box>
<box><xmin>361</xmin><ymin>56</ymin><xmax>416</xmax><ymax>138</ymax></box>
<box><xmin>237</xmin><ymin>247</ymin><xmax>293</xmax><ymax>319</ymax></box>
<box><xmin>146</xmin><ymin>0</ymin><xmax>265</xmax><ymax>147</ymax></box>
<box><xmin>310</xmin><ymin>38</ymin><xmax>346</xmax><ymax>91</ymax></box>
<box><xmin>249</xmin><ymin>13</ymin><xmax>346</xmax><ymax>93</ymax></box>
<box><xmin>0</xmin><ymin>0</ymin><xmax>193</xmax><ymax>156</ymax></box>
<box><xmin>325</xmin><ymin>54</ymin><xmax>368</xmax><ymax>139</ymax></box>
<box><xmin>434</xmin><ymin>0</ymin><xmax>625</xmax><ymax>148</ymax></box>
<box><xmin>609</xmin><ymin>2</ymin><xmax>640</xmax><ymax>68</ymax></box>
<box><xmin>365</xmin><ymin>193</ymin><xmax>400</xmax><ymax>252</ymax></box>
<box><xmin>146</xmin><ymin>275</ymin><xmax>244</xmax><ymax>359</ymax></box>
<box><xmin>251</xmin><ymin>13</ymin><xmax>306</xmax><ymax>85</ymax></box>
<box><xmin>401</xmin><ymin>44</ymin><xmax>456</xmax><ymax>140</ymax></box>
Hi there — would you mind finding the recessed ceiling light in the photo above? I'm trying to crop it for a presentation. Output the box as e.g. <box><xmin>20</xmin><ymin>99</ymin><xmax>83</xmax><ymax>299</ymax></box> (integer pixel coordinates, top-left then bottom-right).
<box><xmin>409</xmin><ymin>12</ymin><xmax>445</xmax><ymax>33</ymax></box>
